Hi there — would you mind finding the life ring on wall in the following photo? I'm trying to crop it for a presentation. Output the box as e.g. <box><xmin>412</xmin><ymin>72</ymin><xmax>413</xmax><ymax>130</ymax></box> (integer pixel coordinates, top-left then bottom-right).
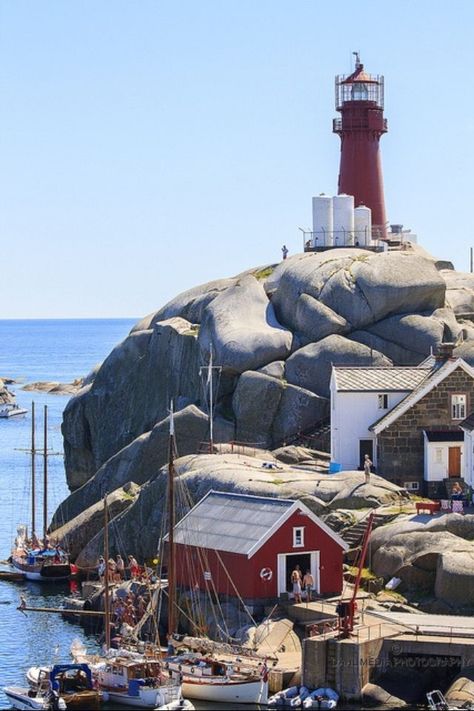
<box><xmin>260</xmin><ymin>567</ymin><xmax>273</xmax><ymax>581</ymax></box>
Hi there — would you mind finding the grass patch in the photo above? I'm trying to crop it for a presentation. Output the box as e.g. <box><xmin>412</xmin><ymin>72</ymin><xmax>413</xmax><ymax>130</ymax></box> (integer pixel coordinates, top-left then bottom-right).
<box><xmin>346</xmin><ymin>566</ymin><xmax>377</xmax><ymax>581</ymax></box>
<box><xmin>253</xmin><ymin>265</ymin><xmax>276</xmax><ymax>280</ymax></box>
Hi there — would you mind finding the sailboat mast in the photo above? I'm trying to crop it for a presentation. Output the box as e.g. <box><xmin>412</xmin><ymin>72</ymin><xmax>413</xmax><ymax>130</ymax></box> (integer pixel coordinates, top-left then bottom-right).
<box><xmin>167</xmin><ymin>403</ymin><xmax>176</xmax><ymax>637</ymax></box>
<box><xmin>103</xmin><ymin>494</ymin><xmax>111</xmax><ymax>651</ymax></box>
<box><xmin>209</xmin><ymin>348</ymin><xmax>214</xmax><ymax>452</ymax></box>
<box><xmin>43</xmin><ymin>405</ymin><xmax>48</xmax><ymax>538</ymax></box>
<box><xmin>31</xmin><ymin>402</ymin><xmax>36</xmax><ymax>537</ymax></box>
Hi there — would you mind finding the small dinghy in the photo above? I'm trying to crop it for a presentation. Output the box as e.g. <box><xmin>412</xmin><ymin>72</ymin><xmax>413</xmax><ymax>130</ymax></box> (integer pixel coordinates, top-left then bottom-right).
<box><xmin>303</xmin><ymin>688</ymin><xmax>339</xmax><ymax>709</ymax></box>
<box><xmin>268</xmin><ymin>686</ymin><xmax>311</xmax><ymax>707</ymax></box>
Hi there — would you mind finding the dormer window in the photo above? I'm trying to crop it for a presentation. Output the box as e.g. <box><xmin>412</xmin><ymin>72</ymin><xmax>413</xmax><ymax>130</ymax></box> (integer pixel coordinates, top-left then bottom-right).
<box><xmin>451</xmin><ymin>394</ymin><xmax>466</xmax><ymax>420</ymax></box>
<box><xmin>293</xmin><ymin>527</ymin><xmax>305</xmax><ymax>548</ymax></box>
<box><xmin>378</xmin><ymin>393</ymin><xmax>389</xmax><ymax>409</ymax></box>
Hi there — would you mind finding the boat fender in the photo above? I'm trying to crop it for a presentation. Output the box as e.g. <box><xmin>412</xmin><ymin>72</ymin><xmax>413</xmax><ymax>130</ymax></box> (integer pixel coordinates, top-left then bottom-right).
<box><xmin>190</xmin><ymin>667</ymin><xmax>195</xmax><ymax>674</ymax></box>
<box><xmin>178</xmin><ymin>664</ymin><xmax>182</xmax><ymax>671</ymax></box>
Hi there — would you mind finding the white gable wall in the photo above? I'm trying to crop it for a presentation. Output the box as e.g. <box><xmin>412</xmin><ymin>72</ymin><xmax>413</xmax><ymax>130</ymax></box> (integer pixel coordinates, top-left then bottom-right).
<box><xmin>462</xmin><ymin>430</ymin><xmax>474</xmax><ymax>488</ymax></box>
<box><xmin>423</xmin><ymin>436</ymin><xmax>464</xmax><ymax>482</ymax></box>
<box><xmin>331</xmin><ymin>387</ymin><xmax>410</xmax><ymax>470</ymax></box>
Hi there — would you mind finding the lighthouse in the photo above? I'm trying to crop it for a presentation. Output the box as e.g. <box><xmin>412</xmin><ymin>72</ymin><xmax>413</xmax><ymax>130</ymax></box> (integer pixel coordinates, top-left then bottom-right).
<box><xmin>333</xmin><ymin>53</ymin><xmax>388</xmax><ymax>239</ymax></box>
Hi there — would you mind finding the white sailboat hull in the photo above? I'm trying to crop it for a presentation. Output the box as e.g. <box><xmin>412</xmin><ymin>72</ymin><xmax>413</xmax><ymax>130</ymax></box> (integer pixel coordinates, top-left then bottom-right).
<box><xmin>182</xmin><ymin>678</ymin><xmax>268</xmax><ymax>705</ymax></box>
<box><xmin>105</xmin><ymin>686</ymin><xmax>181</xmax><ymax>709</ymax></box>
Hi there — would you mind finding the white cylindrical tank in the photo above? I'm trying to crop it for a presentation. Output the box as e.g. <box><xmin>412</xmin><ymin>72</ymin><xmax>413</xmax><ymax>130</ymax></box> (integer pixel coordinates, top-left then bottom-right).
<box><xmin>312</xmin><ymin>195</ymin><xmax>333</xmax><ymax>247</ymax></box>
<box><xmin>354</xmin><ymin>205</ymin><xmax>372</xmax><ymax>246</ymax></box>
<box><xmin>333</xmin><ymin>194</ymin><xmax>354</xmax><ymax>246</ymax></box>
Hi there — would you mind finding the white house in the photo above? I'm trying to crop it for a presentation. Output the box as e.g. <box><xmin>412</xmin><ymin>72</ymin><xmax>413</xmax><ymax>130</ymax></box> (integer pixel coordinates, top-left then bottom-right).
<box><xmin>330</xmin><ymin>364</ymin><xmax>431</xmax><ymax>471</ymax></box>
<box><xmin>460</xmin><ymin>413</ymin><xmax>474</xmax><ymax>490</ymax></box>
<box><xmin>331</xmin><ymin>353</ymin><xmax>474</xmax><ymax>497</ymax></box>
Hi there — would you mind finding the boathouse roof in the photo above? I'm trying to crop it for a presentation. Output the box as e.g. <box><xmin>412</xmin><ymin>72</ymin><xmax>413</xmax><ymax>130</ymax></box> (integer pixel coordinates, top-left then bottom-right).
<box><xmin>168</xmin><ymin>490</ymin><xmax>347</xmax><ymax>557</ymax></box>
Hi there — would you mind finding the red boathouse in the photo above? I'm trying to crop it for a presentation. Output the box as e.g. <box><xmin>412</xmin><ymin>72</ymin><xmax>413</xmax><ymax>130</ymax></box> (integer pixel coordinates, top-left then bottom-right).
<box><xmin>171</xmin><ymin>491</ymin><xmax>347</xmax><ymax>602</ymax></box>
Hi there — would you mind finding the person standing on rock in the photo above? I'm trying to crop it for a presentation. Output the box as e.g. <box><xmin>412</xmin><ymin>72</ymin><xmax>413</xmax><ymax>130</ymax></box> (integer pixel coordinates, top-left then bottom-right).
<box><xmin>364</xmin><ymin>454</ymin><xmax>372</xmax><ymax>484</ymax></box>
<box><xmin>281</xmin><ymin>244</ymin><xmax>288</xmax><ymax>260</ymax></box>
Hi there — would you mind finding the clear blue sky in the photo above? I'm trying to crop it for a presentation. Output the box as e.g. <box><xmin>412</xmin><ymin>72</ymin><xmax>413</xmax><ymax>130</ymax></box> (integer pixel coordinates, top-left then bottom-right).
<box><xmin>1</xmin><ymin>1</ymin><xmax>473</xmax><ymax>318</ymax></box>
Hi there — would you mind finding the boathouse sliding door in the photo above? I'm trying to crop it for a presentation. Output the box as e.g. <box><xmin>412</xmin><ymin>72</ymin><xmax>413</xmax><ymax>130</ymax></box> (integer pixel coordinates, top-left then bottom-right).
<box><xmin>277</xmin><ymin>551</ymin><xmax>320</xmax><ymax>597</ymax></box>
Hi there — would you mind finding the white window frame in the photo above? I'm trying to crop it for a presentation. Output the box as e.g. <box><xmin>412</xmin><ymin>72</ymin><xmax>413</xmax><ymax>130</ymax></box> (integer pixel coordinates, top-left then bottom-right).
<box><xmin>378</xmin><ymin>393</ymin><xmax>389</xmax><ymax>410</ymax></box>
<box><xmin>435</xmin><ymin>448</ymin><xmax>443</xmax><ymax>463</ymax></box>
<box><xmin>293</xmin><ymin>526</ymin><xmax>305</xmax><ymax>548</ymax></box>
<box><xmin>451</xmin><ymin>394</ymin><xmax>467</xmax><ymax>421</ymax></box>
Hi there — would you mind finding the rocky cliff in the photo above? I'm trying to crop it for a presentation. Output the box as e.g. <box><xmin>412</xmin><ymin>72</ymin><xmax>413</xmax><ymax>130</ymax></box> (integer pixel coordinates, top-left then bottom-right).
<box><xmin>54</xmin><ymin>246</ymin><xmax>474</xmax><ymax>550</ymax></box>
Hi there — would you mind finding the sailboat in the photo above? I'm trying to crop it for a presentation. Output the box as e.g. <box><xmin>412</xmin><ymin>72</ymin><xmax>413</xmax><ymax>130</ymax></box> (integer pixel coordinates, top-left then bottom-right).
<box><xmin>162</xmin><ymin>402</ymin><xmax>270</xmax><ymax>706</ymax></box>
<box><xmin>72</xmin><ymin>495</ymin><xmax>187</xmax><ymax>710</ymax></box>
<box><xmin>11</xmin><ymin>403</ymin><xmax>71</xmax><ymax>581</ymax></box>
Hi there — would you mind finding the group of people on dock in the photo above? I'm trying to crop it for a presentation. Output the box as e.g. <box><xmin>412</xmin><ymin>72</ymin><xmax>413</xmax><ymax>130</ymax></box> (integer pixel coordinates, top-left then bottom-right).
<box><xmin>111</xmin><ymin>589</ymin><xmax>149</xmax><ymax>627</ymax></box>
<box><xmin>97</xmin><ymin>554</ymin><xmax>141</xmax><ymax>583</ymax></box>
<box><xmin>291</xmin><ymin>565</ymin><xmax>314</xmax><ymax>603</ymax></box>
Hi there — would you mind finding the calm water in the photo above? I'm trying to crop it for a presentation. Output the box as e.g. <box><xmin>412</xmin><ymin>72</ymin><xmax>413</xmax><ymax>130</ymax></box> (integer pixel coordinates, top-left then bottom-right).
<box><xmin>0</xmin><ymin>319</ymin><xmax>136</xmax><ymax>707</ymax></box>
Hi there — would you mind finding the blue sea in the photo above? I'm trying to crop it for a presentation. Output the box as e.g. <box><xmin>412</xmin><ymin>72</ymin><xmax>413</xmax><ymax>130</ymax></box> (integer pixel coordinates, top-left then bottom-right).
<box><xmin>0</xmin><ymin>319</ymin><xmax>136</xmax><ymax>706</ymax></box>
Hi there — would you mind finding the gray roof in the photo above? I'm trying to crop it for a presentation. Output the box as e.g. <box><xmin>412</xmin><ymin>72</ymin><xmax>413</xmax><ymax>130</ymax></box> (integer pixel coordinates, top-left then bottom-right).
<box><xmin>172</xmin><ymin>491</ymin><xmax>295</xmax><ymax>555</ymax></box>
<box><xmin>333</xmin><ymin>366</ymin><xmax>432</xmax><ymax>392</ymax></box>
<box><xmin>460</xmin><ymin>413</ymin><xmax>474</xmax><ymax>432</ymax></box>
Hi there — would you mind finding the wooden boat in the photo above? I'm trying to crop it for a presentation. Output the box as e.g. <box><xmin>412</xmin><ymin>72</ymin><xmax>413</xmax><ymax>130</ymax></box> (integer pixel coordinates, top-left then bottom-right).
<box><xmin>161</xmin><ymin>403</ymin><xmax>269</xmax><ymax>706</ymax></box>
<box><xmin>26</xmin><ymin>663</ymin><xmax>100</xmax><ymax>710</ymax></box>
<box><xmin>95</xmin><ymin>657</ymin><xmax>183</xmax><ymax>709</ymax></box>
<box><xmin>165</xmin><ymin>653</ymin><xmax>268</xmax><ymax>705</ymax></box>
<box><xmin>11</xmin><ymin>404</ymin><xmax>71</xmax><ymax>582</ymax></box>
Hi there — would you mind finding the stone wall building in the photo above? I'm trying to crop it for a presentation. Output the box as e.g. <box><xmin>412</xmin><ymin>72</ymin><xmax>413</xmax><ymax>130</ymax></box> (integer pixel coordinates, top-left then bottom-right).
<box><xmin>371</xmin><ymin>358</ymin><xmax>474</xmax><ymax>497</ymax></box>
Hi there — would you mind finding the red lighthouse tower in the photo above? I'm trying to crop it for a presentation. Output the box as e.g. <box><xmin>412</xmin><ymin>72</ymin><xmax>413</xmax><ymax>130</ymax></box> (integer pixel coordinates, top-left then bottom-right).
<box><xmin>333</xmin><ymin>53</ymin><xmax>388</xmax><ymax>239</ymax></box>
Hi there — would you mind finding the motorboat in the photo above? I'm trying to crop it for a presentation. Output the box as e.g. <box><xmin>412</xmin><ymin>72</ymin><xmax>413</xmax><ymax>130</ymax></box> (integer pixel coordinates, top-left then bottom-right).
<box><xmin>26</xmin><ymin>663</ymin><xmax>100</xmax><ymax>710</ymax></box>
<box><xmin>165</xmin><ymin>653</ymin><xmax>269</xmax><ymax>705</ymax></box>
<box><xmin>2</xmin><ymin>685</ymin><xmax>66</xmax><ymax>710</ymax></box>
<box><xmin>0</xmin><ymin>403</ymin><xmax>28</xmax><ymax>418</ymax></box>
<box><xmin>94</xmin><ymin>656</ymin><xmax>183</xmax><ymax>709</ymax></box>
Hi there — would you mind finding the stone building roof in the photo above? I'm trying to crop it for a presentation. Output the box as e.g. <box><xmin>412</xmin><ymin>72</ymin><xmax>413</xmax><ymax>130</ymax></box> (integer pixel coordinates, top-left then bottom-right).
<box><xmin>371</xmin><ymin>358</ymin><xmax>474</xmax><ymax>434</ymax></box>
<box><xmin>333</xmin><ymin>366</ymin><xmax>431</xmax><ymax>392</ymax></box>
<box><xmin>460</xmin><ymin>413</ymin><xmax>474</xmax><ymax>432</ymax></box>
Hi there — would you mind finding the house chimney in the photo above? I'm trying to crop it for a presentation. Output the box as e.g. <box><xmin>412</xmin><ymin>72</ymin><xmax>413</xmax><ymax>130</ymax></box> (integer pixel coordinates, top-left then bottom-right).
<box><xmin>435</xmin><ymin>342</ymin><xmax>455</xmax><ymax>362</ymax></box>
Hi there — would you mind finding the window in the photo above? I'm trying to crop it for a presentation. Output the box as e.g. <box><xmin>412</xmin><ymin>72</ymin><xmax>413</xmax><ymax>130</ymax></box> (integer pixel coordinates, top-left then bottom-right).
<box><xmin>451</xmin><ymin>394</ymin><xmax>467</xmax><ymax>420</ymax></box>
<box><xmin>293</xmin><ymin>527</ymin><xmax>305</xmax><ymax>548</ymax></box>
<box><xmin>378</xmin><ymin>393</ymin><xmax>389</xmax><ymax>409</ymax></box>
<box><xmin>435</xmin><ymin>448</ymin><xmax>443</xmax><ymax>463</ymax></box>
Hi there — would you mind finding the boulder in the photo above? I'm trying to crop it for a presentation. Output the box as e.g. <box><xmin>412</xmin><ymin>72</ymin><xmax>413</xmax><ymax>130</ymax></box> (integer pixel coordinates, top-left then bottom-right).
<box><xmin>62</xmin><ymin>318</ymin><xmax>202</xmax><ymax>489</ymax></box>
<box><xmin>348</xmin><ymin>330</ymin><xmax>423</xmax><ymax>365</ymax></box>
<box><xmin>52</xmin><ymin>405</ymin><xmax>234</xmax><ymax>529</ymax></box>
<box><xmin>445</xmin><ymin>668</ymin><xmax>474</xmax><ymax>707</ymax></box>
<box><xmin>232</xmin><ymin>372</ymin><xmax>284</xmax><ymax>447</ymax></box>
<box><xmin>285</xmin><ymin>335</ymin><xmax>391</xmax><ymax>398</ymax></box>
<box><xmin>257</xmin><ymin>361</ymin><xmax>285</xmax><ymax>379</ymax></box>
<box><xmin>294</xmin><ymin>295</ymin><xmax>349</xmax><ymax>343</ymax></box>
<box><xmin>272</xmin><ymin>250</ymin><xmax>445</xmax><ymax>332</ymax></box>
<box><xmin>271</xmin><ymin>384</ymin><xmax>329</xmax><ymax>444</ymax></box>
<box><xmin>366</xmin><ymin>310</ymin><xmax>460</xmax><ymax>356</ymax></box>
<box><xmin>131</xmin><ymin>277</ymin><xmax>239</xmax><ymax>330</ymax></box>
<box><xmin>435</xmin><ymin>551</ymin><xmax>474</xmax><ymax>605</ymax></box>
<box><xmin>198</xmin><ymin>275</ymin><xmax>292</xmax><ymax>374</ymax></box>
<box><xmin>51</xmin><ymin>483</ymin><xmax>140</xmax><ymax>560</ymax></box>
<box><xmin>441</xmin><ymin>269</ymin><xmax>474</xmax><ymax>316</ymax></box>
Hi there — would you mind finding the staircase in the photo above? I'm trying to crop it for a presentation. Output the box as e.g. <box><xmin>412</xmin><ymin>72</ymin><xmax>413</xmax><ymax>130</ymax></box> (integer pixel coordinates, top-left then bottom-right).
<box><xmin>341</xmin><ymin>512</ymin><xmax>397</xmax><ymax>549</ymax></box>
